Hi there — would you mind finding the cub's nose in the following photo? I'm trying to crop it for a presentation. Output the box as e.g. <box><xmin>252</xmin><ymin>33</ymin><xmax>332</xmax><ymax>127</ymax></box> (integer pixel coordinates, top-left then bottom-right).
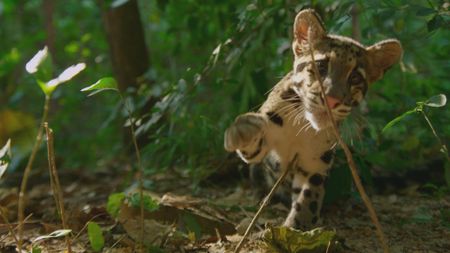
<box><xmin>325</xmin><ymin>96</ymin><xmax>341</xmax><ymax>109</ymax></box>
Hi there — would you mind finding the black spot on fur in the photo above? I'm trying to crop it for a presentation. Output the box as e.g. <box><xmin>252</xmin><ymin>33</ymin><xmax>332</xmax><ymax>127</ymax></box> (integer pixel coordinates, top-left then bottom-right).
<box><xmin>281</xmin><ymin>88</ymin><xmax>301</xmax><ymax>103</ymax></box>
<box><xmin>312</xmin><ymin>216</ymin><xmax>318</xmax><ymax>224</ymax></box>
<box><xmin>351</xmin><ymin>100</ymin><xmax>360</xmax><ymax>107</ymax></box>
<box><xmin>309</xmin><ymin>174</ymin><xmax>324</xmax><ymax>186</ymax></box>
<box><xmin>303</xmin><ymin>189</ymin><xmax>312</xmax><ymax>198</ymax></box>
<box><xmin>315</xmin><ymin>193</ymin><xmax>319</xmax><ymax>198</ymax></box>
<box><xmin>296</xmin><ymin>62</ymin><xmax>307</xmax><ymax>73</ymax></box>
<box><xmin>266</xmin><ymin>112</ymin><xmax>283</xmax><ymax>126</ymax></box>
<box><xmin>338</xmin><ymin>108</ymin><xmax>350</xmax><ymax>113</ymax></box>
<box><xmin>309</xmin><ymin>201</ymin><xmax>318</xmax><ymax>213</ymax></box>
<box><xmin>295</xmin><ymin>203</ymin><xmax>301</xmax><ymax>211</ymax></box>
<box><xmin>293</xmin><ymin>187</ymin><xmax>302</xmax><ymax>194</ymax></box>
<box><xmin>320</xmin><ymin>150</ymin><xmax>334</xmax><ymax>164</ymax></box>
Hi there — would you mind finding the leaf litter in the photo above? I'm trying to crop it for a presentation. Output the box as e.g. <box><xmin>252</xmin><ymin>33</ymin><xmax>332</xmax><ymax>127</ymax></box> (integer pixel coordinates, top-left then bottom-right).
<box><xmin>0</xmin><ymin>168</ymin><xmax>449</xmax><ymax>252</ymax></box>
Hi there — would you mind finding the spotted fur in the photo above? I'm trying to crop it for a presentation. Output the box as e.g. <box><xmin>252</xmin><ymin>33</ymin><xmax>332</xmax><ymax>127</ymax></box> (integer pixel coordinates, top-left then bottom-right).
<box><xmin>224</xmin><ymin>9</ymin><xmax>402</xmax><ymax>229</ymax></box>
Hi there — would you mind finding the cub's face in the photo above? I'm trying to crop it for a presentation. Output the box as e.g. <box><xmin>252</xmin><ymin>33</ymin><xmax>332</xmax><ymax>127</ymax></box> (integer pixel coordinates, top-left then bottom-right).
<box><xmin>290</xmin><ymin>10</ymin><xmax>402</xmax><ymax>130</ymax></box>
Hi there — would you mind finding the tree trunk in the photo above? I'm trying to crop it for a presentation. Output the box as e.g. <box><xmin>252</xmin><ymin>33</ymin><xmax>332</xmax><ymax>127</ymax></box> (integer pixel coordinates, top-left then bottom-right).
<box><xmin>100</xmin><ymin>0</ymin><xmax>149</xmax><ymax>92</ymax></box>
<box><xmin>351</xmin><ymin>4</ymin><xmax>361</xmax><ymax>41</ymax></box>
<box><xmin>42</xmin><ymin>0</ymin><xmax>56</xmax><ymax>56</ymax></box>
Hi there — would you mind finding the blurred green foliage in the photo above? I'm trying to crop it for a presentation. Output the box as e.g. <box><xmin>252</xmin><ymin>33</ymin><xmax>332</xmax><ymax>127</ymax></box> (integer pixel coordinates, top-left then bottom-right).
<box><xmin>0</xmin><ymin>0</ymin><xmax>448</xmax><ymax>191</ymax></box>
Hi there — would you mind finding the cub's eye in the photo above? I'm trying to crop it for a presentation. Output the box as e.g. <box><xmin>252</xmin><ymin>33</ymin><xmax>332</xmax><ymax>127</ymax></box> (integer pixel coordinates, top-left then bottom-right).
<box><xmin>348</xmin><ymin>70</ymin><xmax>363</xmax><ymax>85</ymax></box>
<box><xmin>314</xmin><ymin>59</ymin><xmax>328</xmax><ymax>76</ymax></box>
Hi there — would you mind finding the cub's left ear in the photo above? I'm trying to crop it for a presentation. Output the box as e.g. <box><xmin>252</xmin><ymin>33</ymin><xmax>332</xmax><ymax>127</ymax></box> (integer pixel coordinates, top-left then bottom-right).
<box><xmin>366</xmin><ymin>39</ymin><xmax>403</xmax><ymax>82</ymax></box>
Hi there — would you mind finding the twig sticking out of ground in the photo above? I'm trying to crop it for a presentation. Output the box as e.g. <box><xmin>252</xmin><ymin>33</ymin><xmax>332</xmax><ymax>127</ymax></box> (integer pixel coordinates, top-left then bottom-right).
<box><xmin>44</xmin><ymin>123</ymin><xmax>72</xmax><ymax>253</ymax></box>
<box><xmin>306</xmin><ymin>30</ymin><xmax>390</xmax><ymax>253</ymax></box>
<box><xmin>234</xmin><ymin>155</ymin><xmax>298</xmax><ymax>253</ymax></box>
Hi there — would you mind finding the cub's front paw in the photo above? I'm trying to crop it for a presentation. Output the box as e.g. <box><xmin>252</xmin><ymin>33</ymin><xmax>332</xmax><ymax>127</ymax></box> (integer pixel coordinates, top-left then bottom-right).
<box><xmin>224</xmin><ymin>113</ymin><xmax>267</xmax><ymax>152</ymax></box>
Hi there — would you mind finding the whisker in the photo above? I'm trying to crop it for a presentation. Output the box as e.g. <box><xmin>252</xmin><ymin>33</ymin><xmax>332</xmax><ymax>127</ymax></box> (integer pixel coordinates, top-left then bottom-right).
<box><xmin>288</xmin><ymin>107</ymin><xmax>304</xmax><ymax>125</ymax></box>
<box><xmin>296</xmin><ymin>121</ymin><xmax>311</xmax><ymax>136</ymax></box>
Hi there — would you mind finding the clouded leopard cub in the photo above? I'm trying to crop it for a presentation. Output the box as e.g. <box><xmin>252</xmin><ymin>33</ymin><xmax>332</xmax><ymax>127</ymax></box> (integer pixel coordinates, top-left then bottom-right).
<box><xmin>224</xmin><ymin>9</ymin><xmax>402</xmax><ymax>229</ymax></box>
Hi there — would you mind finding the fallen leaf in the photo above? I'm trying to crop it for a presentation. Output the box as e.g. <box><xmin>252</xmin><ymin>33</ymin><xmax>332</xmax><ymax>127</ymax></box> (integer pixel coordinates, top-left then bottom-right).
<box><xmin>263</xmin><ymin>226</ymin><xmax>340</xmax><ymax>253</ymax></box>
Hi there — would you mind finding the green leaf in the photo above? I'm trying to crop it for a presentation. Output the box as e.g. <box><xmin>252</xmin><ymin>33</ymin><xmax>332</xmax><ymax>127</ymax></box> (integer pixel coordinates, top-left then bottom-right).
<box><xmin>32</xmin><ymin>246</ymin><xmax>42</xmax><ymax>253</ymax></box>
<box><xmin>382</xmin><ymin>109</ymin><xmax>417</xmax><ymax>133</ymax></box>
<box><xmin>264</xmin><ymin>226</ymin><xmax>339</xmax><ymax>252</ymax></box>
<box><xmin>81</xmin><ymin>77</ymin><xmax>119</xmax><ymax>96</ymax></box>
<box><xmin>424</xmin><ymin>94</ymin><xmax>447</xmax><ymax>108</ymax></box>
<box><xmin>87</xmin><ymin>222</ymin><xmax>104</xmax><ymax>252</ymax></box>
<box><xmin>129</xmin><ymin>193</ymin><xmax>159</xmax><ymax>212</ymax></box>
<box><xmin>106</xmin><ymin>192</ymin><xmax>126</xmax><ymax>218</ymax></box>
<box><xmin>33</xmin><ymin>229</ymin><xmax>72</xmax><ymax>242</ymax></box>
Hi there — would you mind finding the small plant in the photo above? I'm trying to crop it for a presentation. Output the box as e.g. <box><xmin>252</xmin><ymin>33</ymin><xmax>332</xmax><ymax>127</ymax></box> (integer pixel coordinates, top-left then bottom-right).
<box><xmin>81</xmin><ymin>77</ymin><xmax>146</xmax><ymax>252</ymax></box>
<box><xmin>87</xmin><ymin>221</ymin><xmax>105</xmax><ymax>252</ymax></box>
<box><xmin>383</xmin><ymin>94</ymin><xmax>449</xmax><ymax>187</ymax></box>
<box><xmin>17</xmin><ymin>47</ymin><xmax>85</xmax><ymax>251</ymax></box>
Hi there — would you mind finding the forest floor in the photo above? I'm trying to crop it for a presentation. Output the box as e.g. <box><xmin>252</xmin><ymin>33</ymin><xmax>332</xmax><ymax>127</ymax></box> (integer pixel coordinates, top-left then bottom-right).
<box><xmin>0</xmin><ymin>167</ymin><xmax>449</xmax><ymax>253</ymax></box>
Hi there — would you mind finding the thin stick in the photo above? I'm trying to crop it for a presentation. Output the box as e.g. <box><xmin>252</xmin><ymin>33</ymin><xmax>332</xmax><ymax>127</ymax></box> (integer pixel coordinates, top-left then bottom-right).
<box><xmin>421</xmin><ymin>111</ymin><xmax>449</xmax><ymax>161</ymax></box>
<box><xmin>44</xmin><ymin>123</ymin><xmax>72</xmax><ymax>253</ymax></box>
<box><xmin>307</xmin><ymin>30</ymin><xmax>390</xmax><ymax>253</ymax></box>
<box><xmin>234</xmin><ymin>155</ymin><xmax>298</xmax><ymax>253</ymax></box>
<box><xmin>18</xmin><ymin>95</ymin><xmax>50</xmax><ymax>252</ymax></box>
<box><xmin>120</xmin><ymin>94</ymin><xmax>145</xmax><ymax>253</ymax></box>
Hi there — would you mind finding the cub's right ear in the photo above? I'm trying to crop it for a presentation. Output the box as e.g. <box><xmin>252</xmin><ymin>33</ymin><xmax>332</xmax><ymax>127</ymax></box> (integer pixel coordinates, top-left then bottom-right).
<box><xmin>293</xmin><ymin>9</ymin><xmax>326</xmax><ymax>56</ymax></box>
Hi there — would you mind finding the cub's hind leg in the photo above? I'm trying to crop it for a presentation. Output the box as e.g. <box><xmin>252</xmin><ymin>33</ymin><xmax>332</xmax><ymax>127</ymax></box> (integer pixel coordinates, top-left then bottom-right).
<box><xmin>224</xmin><ymin>112</ymin><xmax>269</xmax><ymax>164</ymax></box>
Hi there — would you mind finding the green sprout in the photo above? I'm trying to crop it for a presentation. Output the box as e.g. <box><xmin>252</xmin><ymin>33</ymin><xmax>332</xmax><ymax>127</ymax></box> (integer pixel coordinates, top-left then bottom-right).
<box><xmin>18</xmin><ymin>46</ymin><xmax>85</xmax><ymax>252</ymax></box>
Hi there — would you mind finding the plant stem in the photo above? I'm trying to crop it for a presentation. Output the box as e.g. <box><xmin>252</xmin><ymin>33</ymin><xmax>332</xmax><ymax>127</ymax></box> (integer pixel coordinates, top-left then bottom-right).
<box><xmin>234</xmin><ymin>155</ymin><xmax>298</xmax><ymax>253</ymax></box>
<box><xmin>120</xmin><ymin>94</ymin><xmax>145</xmax><ymax>253</ymax></box>
<box><xmin>421</xmin><ymin>111</ymin><xmax>449</xmax><ymax>160</ymax></box>
<box><xmin>307</xmin><ymin>31</ymin><xmax>390</xmax><ymax>253</ymax></box>
<box><xmin>18</xmin><ymin>95</ymin><xmax>51</xmax><ymax>252</ymax></box>
<box><xmin>44</xmin><ymin>123</ymin><xmax>72</xmax><ymax>253</ymax></box>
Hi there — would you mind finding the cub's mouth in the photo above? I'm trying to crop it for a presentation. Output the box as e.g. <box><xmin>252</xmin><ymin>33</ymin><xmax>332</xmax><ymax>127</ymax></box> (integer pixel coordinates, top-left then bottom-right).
<box><xmin>304</xmin><ymin>102</ymin><xmax>348</xmax><ymax>131</ymax></box>
<box><xmin>291</xmin><ymin>86</ymin><xmax>349</xmax><ymax>131</ymax></box>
